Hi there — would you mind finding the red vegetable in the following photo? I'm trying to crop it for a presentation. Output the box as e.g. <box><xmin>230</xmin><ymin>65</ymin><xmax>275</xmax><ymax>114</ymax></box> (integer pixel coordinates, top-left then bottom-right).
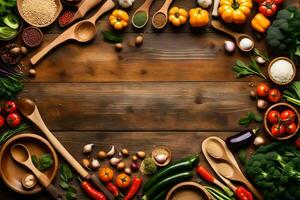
<box><xmin>6</xmin><ymin>113</ymin><xmax>21</xmax><ymax>127</ymax></box>
<box><xmin>235</xmin><ymin>186</ymin><xmax>253</xmax><ymax>200</ymax></box>
<box><xmin>273</xmin><ymin>0</ymin><xmax>283</xmax><ymax>5</ymax></box>
<box><xmin>0</xmin><ymin>115</ymin><xmax>4</xmax><ymax>128</ymax></box>
<box><xmin>271</xmin><ymin>123</ymin><xmax>285</xmax><ymax>137</ymax></box>
<box><xmin>106</xmin><ymin>182</ymin><xmax>121</xmax><ymax>198</ymax></box>
<box><xmin>196</xmin><ymin>166</ymin><xmax>214</xmax><ymax>183</ymax></box>
<box><xmin>267</xmin><ymin>110</ymin><xmax>280</xmax><ymax>124</ymax></box>
<box><xmin>4</xmin><ymin>101</ymin><xmax>17</xmax><ymax>113</ymax></box>
<box><xmin>295</xmin><ymin>138</ymin><xmax>300</xmax><ymax>149</ymax></box>
<box><xmin>281</xmin><ymin>110</ymin><xmax>295</xmax><ymax>125</ymax></box>
<box><xmin>81</xmin><ymin>181</ymin><xmax>107</xmax><ymax>200</ymax></box>
<box><xmin>259</xmin><ymin>0</ymin><xmax>278</xmax><ymax>17</ymax></box>
<box><xmin>256</xmin><ymin>83</ymin><xmax>269</xmax><ymax>97</ymax></box>
<box><xmin>268</xmin><ymin>89</ymin><xmax>281</xmax><ymax>103</ymax></box>
<box><xmin>286</xmin><ymin>123</ymin><xmax>297</xmax><ymax>135</ymax></box>
<box><xmin>124</xmin><ymin>176</ymin><xmax>142</xmax><ymax>200</ymax></box>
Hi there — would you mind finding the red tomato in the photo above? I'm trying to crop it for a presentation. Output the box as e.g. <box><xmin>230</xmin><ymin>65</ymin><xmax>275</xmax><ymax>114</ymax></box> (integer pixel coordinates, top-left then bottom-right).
<box><xmin>4</xmin><ymin>101</ymin><xmax>17</xmax><ymax>113</ymax></box>
<box><xmin>273</xmin><ymin>0</ymin><xmax>283</xmax><ymax>5</ymax></box>
<box><xmin>259</xmin><ymin>0</ymin><xmax>278</xmax><ymax>17</ymax></box>
<box><xmin>256</xmin><ymin>83</ymin><xmax>269</xmax><ymax>97</ymax></box>
<box><xmin>286</xmin><ymin>123</ymin><xmax>297</xmax><ymax>135</ymax></box>
<box><xmin>268</xmin><ymin>89</ymin><xmax>281</xmax><ymax>103</ymax></box>
<box><xmin>268</xmin><ymin>110</ymin><xmax>280</xmax><ymax>124</ymax></box>
<box><xmin>271</xmin><ymin>123</ymin><xmax>285</xmax><ymax>137</ymax></box>
<box><xmin>0</xmin><ymin>115</ymin><xmax>5</xmax><ymax>128</ymax></box>
<box><xmin>295</xmin><ymin>138</ymin><xmax>300</xmax><ymax>150</ymax></box>
<box><xmin>281</xmin><ymin>110</ymin><xmax>296</xmax><ymax>124</ymax></box>
<box><xmin>6</xmin><ymin>113</ymin><xmax>21</xmax><ymax>127</ymax></box>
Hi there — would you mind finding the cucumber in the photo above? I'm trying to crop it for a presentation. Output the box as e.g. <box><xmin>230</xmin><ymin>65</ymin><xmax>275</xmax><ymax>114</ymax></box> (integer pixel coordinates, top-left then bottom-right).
<box><xmin>153</xmin><ymin>190</ymin><xmax>167</xmax><ymax>200</ymax></box>
<box><xmin>143</xmin><ymin>155</ymin><xmax>199</xmax><ymax>192</ymax></box>
<box><xmin>3</xmin><ymin>14</ymin><xmax>19</xmax><ymax>30</ymax></box>
<box><xmin>142</xmin><ymin>171</ymin><xmax>193</xmax><ymax>200</ymax></box>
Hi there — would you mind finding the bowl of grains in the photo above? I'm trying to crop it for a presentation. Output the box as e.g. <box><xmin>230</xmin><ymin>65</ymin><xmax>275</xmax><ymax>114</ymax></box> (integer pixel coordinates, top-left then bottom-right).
<box><xmin>268</xmin><ymin>57</ymin><xmax>296</xmax><ymax>86</ymax></box>
<box><xmin>17</xmin><ymin>0</ymin><xmax>63</xmax><ymax>27</ymax></box>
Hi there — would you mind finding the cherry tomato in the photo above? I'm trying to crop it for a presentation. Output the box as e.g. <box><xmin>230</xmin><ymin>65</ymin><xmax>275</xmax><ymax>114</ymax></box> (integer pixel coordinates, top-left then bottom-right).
<box><xmin>271</xmin><ymin>123</ymin><xmax>285</xmax><ymax>137</ymax></box>
<box><xmin>0</xmin><ymin>115</ymin><xmax>5</xmax><ymax>128</ymax></box>
<box><xmin>6</xmin><ymin>113</ymin><xmax>21</xmax><ymax>127</ymax></box>
<box><xmin>268</xmin><ymin>110</ymin><xmax>280</xmax><ymax>124</ymax></box>
<box><xmin>256</xmin><ymin>83</ymin><xmax>269</xmax><ymax>97</ymax></box>
<box><xmin>281</xmin><ymin>110</ymin><xmax>296</xmax><ymax>124</ymax></box>
<box><xmin>295</xmin><ymin>138</ymin><xmax>300</xmax><ymax>150</ymax></box>
<box><xmin>4</xmin><ymin>101</ymin><xmax>17</xmax><ymax>113</ymax></box>
<box><xmin>286</xmin><ymin>123</ymin><xmax>297</xmax><ymax>135</ymax></box>
<box><xmin>268</xmin><ymin>89</ymin><xmax>281</xmax><ymax>103</ymax></box>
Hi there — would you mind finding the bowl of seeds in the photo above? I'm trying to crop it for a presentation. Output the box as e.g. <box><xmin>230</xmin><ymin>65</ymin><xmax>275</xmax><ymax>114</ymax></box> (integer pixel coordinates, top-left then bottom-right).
<box><xmin>17</xmin><ymin>0</ymin><xmax>63</xmax><ymax>28</ymax></box>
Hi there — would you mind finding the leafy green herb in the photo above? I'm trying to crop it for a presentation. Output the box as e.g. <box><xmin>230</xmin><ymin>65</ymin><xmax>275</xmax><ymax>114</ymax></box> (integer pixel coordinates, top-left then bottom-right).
<box><xmin>0</xmin><ymin>0</ymin><xmax>17</xmax><ymax>18</ymax></box>
<box><xmin>0</xmin><ymin>75</ymin><xmax>24</xmax><ymax>100</ymax></box>
<box><xmin>0</xmin><ymin>123</ymin><xmax>28</xmax><ymax>144</ymax></box>
<box><xmin>31</xmin><ymin>154</ymin><xmax>53</xmax><ymax>172</ymax></box>
<box><xmin>232</xmin><ymin>60</ymin><xmax>266</xmax><ymax>79</ymax></box>
<box><xmin>238</xmin><ymin>148</ymin><xmax>247</xmax><ymax>164</ymax></box>
<box><xmin>283</xmin><ymin>81</ymin><xmax>300</xmax><ymax>106</ymax></box>
<box><xmin>239</xmin><ymin>112</ymin><xmax>262</xmax><ymax>126</ymax></box>
<box><xmin>253</xmin><ymin>48</ymin><xmax>271</xmax><ymax>62</ymax></box>
<box><xmin>102</xmin><ymin>31</ymin><xmax>123</xmax><ymax>43</ymax></box>
<box><xmin>60</xmin><ymin>162</ymin><xmax>77</xmax><ymax>200</ymax></box>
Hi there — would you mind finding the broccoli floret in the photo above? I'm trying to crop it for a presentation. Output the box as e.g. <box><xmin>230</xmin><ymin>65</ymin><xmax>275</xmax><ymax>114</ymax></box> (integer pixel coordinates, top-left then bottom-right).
<box><xmin>266</xmin><ymin>27</ymin><xmax>286</xmax><ymax>49</ymax></box>
<box><xmin>276</xmin><ymin>9</ymin><xmax>292</xmax><ymax>20</ymax></box>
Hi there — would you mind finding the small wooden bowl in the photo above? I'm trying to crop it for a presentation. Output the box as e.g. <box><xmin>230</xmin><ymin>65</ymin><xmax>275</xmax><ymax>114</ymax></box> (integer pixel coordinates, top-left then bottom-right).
<box><xmin>152</xmin><ymin>146</ymin><xmax>172</xmax><ymax>167</ymax></box>
<box><xmin>166</xmin><ymin>182</ymin><xmax>214</xmax><ymax>200</ymax></box>
<box><xmin>17</xmin><ymin>0</ymin><xmax>63</xmax><ymax>28</ymax></box>
<box><xmin>264</xmin><ymin>103</ymin><xmax>300</xmax><ymax>140</ymax></box>
<box><xmin>268</xmin><ymin>57</ymin><xmax>296</xmax><ymax>85</ymax></box>
<box><xmin>22</xmin><ymin>26</ymin><xmax>44</xmax><ymax>47</ymax></box>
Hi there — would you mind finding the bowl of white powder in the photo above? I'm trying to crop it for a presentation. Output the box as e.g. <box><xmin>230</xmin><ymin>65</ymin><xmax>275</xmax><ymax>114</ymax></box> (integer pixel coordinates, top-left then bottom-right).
<box><xmin>268</xmin><ymin>57</ymin><xmax>296</xmax><ymax>85</ymax></box>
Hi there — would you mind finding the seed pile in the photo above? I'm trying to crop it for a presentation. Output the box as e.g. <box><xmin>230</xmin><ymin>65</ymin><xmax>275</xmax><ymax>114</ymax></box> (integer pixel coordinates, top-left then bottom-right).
<box><xmin>22</xmin><ymin>0</ymin><xmax>57</xmax><ymax>26</ymax></box>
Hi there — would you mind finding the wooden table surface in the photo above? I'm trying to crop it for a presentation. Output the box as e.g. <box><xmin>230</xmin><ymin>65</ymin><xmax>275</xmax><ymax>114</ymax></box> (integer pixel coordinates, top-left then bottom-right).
<box><xmin>1</xmin><ymin>0</ymin><xmax>300</xmax><ymax>199</ymax></box>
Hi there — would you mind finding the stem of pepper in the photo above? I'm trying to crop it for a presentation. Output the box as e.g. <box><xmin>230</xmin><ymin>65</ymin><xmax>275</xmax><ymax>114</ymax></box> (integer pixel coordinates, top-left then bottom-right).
<box><xmin>232</xmin><ymin>0</ymin><xmax>240</xmax><ymax>9</ymax></box>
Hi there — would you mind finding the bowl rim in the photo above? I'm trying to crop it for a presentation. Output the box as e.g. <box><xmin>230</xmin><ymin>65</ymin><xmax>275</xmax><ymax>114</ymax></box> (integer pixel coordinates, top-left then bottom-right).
<box><xmin>22</xmin><ymin>26</ymin><xmax>44</xmax><ymax>47</ymax></box>
<box><xmin>268</xmin><ymin>57</ymin><xmax>296</xmax><ymax>86</ymax></box>
<box><xmin>264</xmin><ymin>102</ymin><xmax>300</xmax><ymax>140</ymax></box>
<box><xmin>151</xmin><ymin>145</ymin><xmax>172</xmax><ymax>167</ymax></box>
<box><xmin>17</xmin><ymin>0</ymin><xmax>63</xmax><ymax>28</ymax></box>
<box><xmin>0</xmin><ymin>133</ymin><xmax>59</xmax><ymax>194</ymax></box>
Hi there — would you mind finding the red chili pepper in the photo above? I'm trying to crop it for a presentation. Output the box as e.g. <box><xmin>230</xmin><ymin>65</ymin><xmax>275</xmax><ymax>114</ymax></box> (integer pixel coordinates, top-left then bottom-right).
<box><xmin>81</xmin><ymin>181</ymin><xmax>107</xmax><ymax>200</ymax></box>
<box><xmin>196</xmin><ymin>166</ymin><xmax>214</xmax><ymax>183</ymax></box>
<box><xmin>124</xmin><ymin>176</ymin><xmax>142</xmax><ymax>200</ymax></box>
<box><xmin>235</xmin><ymin>186</ymin><xmax>253</xmax><ymax>200</ymax></box>
<box><xmin>106</xmin><ymin>182</ymin><xmax>120</xmax><ymax>198</ymax></box>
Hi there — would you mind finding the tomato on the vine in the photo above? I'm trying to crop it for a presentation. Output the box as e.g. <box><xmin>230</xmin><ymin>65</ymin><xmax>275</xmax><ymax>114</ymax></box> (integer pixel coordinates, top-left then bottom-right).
<box><xmin>271</xmin><ymin>123</ymin><xmax>285</xmax><ymax>137</ymax></box>
<box><xmin>281</xmin><ymin>110</ymin><xmax>295</xmax><ymax>124</ymax></box>
<box><xmin>268</xmin><ymin>110</ymin><xmax>280</xmax><ymax>124</ymax></box>
<box><xmin>268</xmin><ymin>89</ymin><xmax>281</xmax><ymax>103</ymax></box>
<box><xmin>0</xmin><ymin>115</ymin><xmax>5</xmax><ymax>128</ymax></box>
<box><xmin>286</xmin><ymin>123</ymin><xmax>297</xmax><ymax>135</ymax></box>
<box><xmin>259</xmin><ymin>0</ymin><xmax>278</xmax><ymax>17</ymax></box>
<box><xmin>4</xmin><ymin>101</ymin><xmax>17</xmax><ymax>113</ymax></box>
<box><xmin>256</xmin><ymin>83</ymin><xmax>269</xmax><ymax>97</ymax></box>
<box><xmin>6</xmin><ymin>113</ymin><xmax>21</xmax><ymax>127</ymax></box>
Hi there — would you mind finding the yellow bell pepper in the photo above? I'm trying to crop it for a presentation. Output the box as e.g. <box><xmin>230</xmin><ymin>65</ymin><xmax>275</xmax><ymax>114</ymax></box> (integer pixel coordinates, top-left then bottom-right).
<box><xmin>218</xmin><ymin>0</ymin><xmax>252</xmax><ymax>24</ymax></box>
<box><xmin>109</xmin><ymin>9</ymin><xmax>129</xmax><ymax>30</ymax></box>
<box><xmin>189</xmin><ymin>7</ymin><xmax>209</xmax><ymax>27</ymax></box>
<box><xmin>251</xmin><ymin>13</ymin><xmax>270</xmax><ymax>33</ymax></box>
<box><xmin>168</xmin><ymin>7</ymin><xmax>188</xmax><ymax>26</ymax></box>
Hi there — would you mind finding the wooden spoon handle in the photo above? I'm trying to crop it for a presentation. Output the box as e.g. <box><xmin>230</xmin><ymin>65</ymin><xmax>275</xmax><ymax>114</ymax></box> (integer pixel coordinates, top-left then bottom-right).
<box><xmin>243</xmin><ymin>180</ymin><xmax>263</xmax><ymax>200</ymax></box>
<box><xmin>88</xmin><ymin>0</ymin><xmax>115</xmax><ymax>24</ymax></box>
<box><xmin>211</xmin><ymin>20</ymin><xmax>239</xmax><ymax>40</ymax></box>
<box><xmin>138</xmin><ymin>0</ymin><xmax>155</xmax><ymax>12</ymax></box>
<box><xmin>76</xmin><ymin>0</ymin><xmax>103</xmax><ymax>21</ymax></box>
<box><xmin>157</xmin><ymin>0</ymin><xmax>173</xmax><ymax>13</ymax></box>
<box><xmin>46</xmin><ymin>184</ymin><xmax>67</xmax><ymax>200</ymax></box>
<box><xmin>212</xmin><ymin>0</ymin><xmax>220</xmax><ymax>17</ymax></box>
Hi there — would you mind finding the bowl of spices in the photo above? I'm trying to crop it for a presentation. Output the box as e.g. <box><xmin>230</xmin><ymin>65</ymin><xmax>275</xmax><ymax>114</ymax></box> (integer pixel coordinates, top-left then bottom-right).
<box><xmin>17</xmin><ymin>0</ymin><xmax>63</xmax><ymax>27</ymax></box>
<box><xmin>59</xmin><ymin>11</ymin><xmax>75</xmax><ymax>27</ymax></box>
<box><xmin>268</xmin><ymin>57</ymin><xmax>296</xmax><ymax>85</ymax></box>
<box><xmin>152</xmin><ymin>12</ymin><xmax>168</xmax><ymax>29</ymax></box>
<box><xmin>22</xmin><ymin>26</ymin><xmax>43</xmax><ymax>48</ymax></box>
<box><xmin>152</xmin><ymin>146</ymin><xmax>172</xmax><ymax>167</ymax></box>
<box><xmin>132</xmin><ymin>11</ymin><xmax>148</xmax><ymax>28</ymax></box>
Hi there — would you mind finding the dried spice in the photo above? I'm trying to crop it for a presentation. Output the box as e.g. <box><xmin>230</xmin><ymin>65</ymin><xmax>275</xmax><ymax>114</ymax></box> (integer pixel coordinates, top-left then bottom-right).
<box><xmin>153</xmin><ymin>13</ymin><xmax>167</xmax><ymax>28</ymax></box>
<box><xmin>22</xmin><ymin>26</ymin><xmax>43</xmax><ymax>47</ymax></box>
<box><xmin>0</xmin><ymin>44</ymin><xmax>22</xmax><ymax>65</ymax></box>
<box><xmin>59</xmin><ymin>11</ymin><xmax>74</xmax><ymax>26</ymax></box>
<box><xmin>133</xmin><ymin>11</ymin><xmax>147</xmax><ymax>27</ymax></box>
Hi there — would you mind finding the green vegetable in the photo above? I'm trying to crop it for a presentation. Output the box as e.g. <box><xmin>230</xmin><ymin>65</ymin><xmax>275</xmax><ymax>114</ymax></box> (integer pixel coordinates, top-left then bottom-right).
<box><xmin>133</xmin><ymin>11</ymin><xmax>147</xmax><ymax>27</ymax></box>
<box><xmin>266</xmin><ymin>8</ymin><xmax>300</xmax><ymax>62</ymax></box>
<box><xmin>3</xmin><ymin>14</ymin><xmax>19</xmax><ymax>29</ymax></box>
<box><xmin>152</xmin><ymin>190</ymin><xmax>167</xmax><ymax>200</ymax></box>
<box><xmin>143</xmin><ymin>155</ymin><xmax>199</xmax><ymax>193</ymax></box>
<box><xmin>232</xmin><ymin>60</ymin><xmax>266</xmax><ymax>79</ymax></box>
<box><xmin>0</xmin><ymin>26</ymin><xmax>17</xmax><ymax>39</ymax></box>
<box><xmin>140</xmin><ymin>157</ymin><xmax>157</xmax><ymax>175</ymax></box>
<box><xmin>245</xmin><ymin>142</ymin><xmax>300</xmax><ymax>200</ymax></box>
<box><xmin>142</xmin><ymin>171</ymin><xmax>193</xmax><ymax>200</ymax></box>
<box><xmin>284</xmin><ymin>81</ymin><xmax>300</xmax><ymax>106</ymax></box>
<box><xmin>32</xmin><ymin>154</ymin><xmax>53</xmax><ymax>171</ymax></box>
<box><xmin>205</xmin><ymin>186</ymin><xmax>233</xmax><ymax>200</ymax></box>
<box><xmin>0</xmin><ymin>75</ymin><xmax>24</xmax><ymax>100</ymax></box>
<box><xmin>253</xmin><ymin>48</ymin><xmax>271</xmax><ymax>62</ymax></box>
<box><xmin>238</xmin><ymin>148</ymin><xmax>247</xmax><ymax>164</ymax></box>
<box><xmin>102</xmin><ymin>31</ymin><xmax>123</xmax><ymax>43</ymax></box>
<box><xmin>60</xmin><ymin>162</ymin><xmax>77</xmax><ymax>200</ymax></box>
<box><xmin>238</xmin><ymin>112</ymin><xmax>262</xmax><ymax>126</ymax></box>
<box><xmin>0</xmin><ymin>123</ymin><xmax>28</xmax><ymax>144</ymax></box>
<box><xmin>0</xmin><ymin>0</ymin><xmax>17</xmax><ymax>18</ymax></box>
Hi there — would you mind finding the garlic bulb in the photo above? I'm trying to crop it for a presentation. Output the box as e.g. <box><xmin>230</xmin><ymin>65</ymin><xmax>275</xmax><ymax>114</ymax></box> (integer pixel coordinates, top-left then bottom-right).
<box><xmin>118</xmin><ymin>0</ymin><xmax>134</xmax><ymax>9</ymax></box>
<box><xmin>107</xmin><ymin>145</ymin><xmax>115</xmax><ymax>157</ymax></box>
<box><xmin>83</xmin><ymin>144</ymin><xmax>94</xmax><ymax>154</ymax></box>
<box><xmin>197</xmin><ymin>0</ymin><xmax>212</xmax><ymax>8</ymax></box>
<box><xmin>224</xmin><ymin>40</ymin><xmax>235</xmax><ymax>53</ymax></box>
<box><xmin>91</xmin><ymin>159</ymin><xmax>101</xmax><ymax>169</ymax></box>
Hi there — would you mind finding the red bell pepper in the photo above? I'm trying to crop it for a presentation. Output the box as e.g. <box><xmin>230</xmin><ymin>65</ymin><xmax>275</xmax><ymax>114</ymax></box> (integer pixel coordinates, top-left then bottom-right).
<box><xmin>259</xmin><ymin>0</ymin><xmax>278</xmax><ymax>17</ymax></box>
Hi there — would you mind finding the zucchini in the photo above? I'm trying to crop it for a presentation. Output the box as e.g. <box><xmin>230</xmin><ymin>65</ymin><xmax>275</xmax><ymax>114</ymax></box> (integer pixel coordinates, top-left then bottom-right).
<box><xmin>152</xmin><ymin>190</ymin><xmax>167</xmax><ymax>200</ymax></box>
<box><xmin>142</xmin><ymin>171</ymin><xmax>193</xmax><ymax>200</ymax></box>
<box><xmin>143</xmin><ymin>155</ymin><xmax>199</xmax><ymax>192</ymax></box>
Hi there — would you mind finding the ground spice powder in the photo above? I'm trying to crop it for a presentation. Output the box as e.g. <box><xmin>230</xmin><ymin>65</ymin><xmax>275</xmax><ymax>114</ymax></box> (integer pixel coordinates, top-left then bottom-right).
<box><xmin>153</xmin><ymin>13</ymin><xmax>167</xmax><ymax>28</ymax></box>
<box><xmin>133</xmin><ymin>11</ymin><xmax>147</xmax><ymax>27</ymax></box>
<box><xmin>22</xmin><ymin>27</ymin><xmax>43</xmax><ymax>47</ymax></box>
<box><xmin>59</xmin><ymin>11</ymin><xmax>74</xmax><ymax>26</ymax></box>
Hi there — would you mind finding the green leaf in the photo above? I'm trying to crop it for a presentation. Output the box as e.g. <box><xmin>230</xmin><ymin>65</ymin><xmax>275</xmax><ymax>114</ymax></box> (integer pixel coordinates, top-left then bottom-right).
<box><xmin>254</xmin><ymin>114</ymin><xmax>263</xmax><ymax>122</ymax></box>
<box><xmin>238</xmin><ymin>148</ymin><xmax>247</xmax><ymax>164</ymax></box>
<box><xmin>239</xmin><ymin>112</ymin><xmax>262</xmax><ymax>126</ymax></box>
<box><xmin>66</xmin><ymin>192</ymin><xmax>77</xmax><ymax>200</ymax></box>
<box><xmin>60</xmin><ymin>162</ymin><xmax>73</xmax><ymax>182</ymax></box>
<box><xmin>59</xmin><ymin>181</ymin><xmax>70</xmax><ymax>190</ymax></box>
<box><xmin>31</xmin><ymin>155</ymin><xmax>40</xmax><ymax>169</ymax></box>
<box><xmin>38</xmin><ymin>154</ymin><xmax>53</xmax><ymax>171</ymax></box>
<box><xmin>102</xmin><ymin>31</ymin><xmax>123</xmax><ymax>43</ymax></box>
<box><xmin>67</xmin><ymin>185</ymin><xmax>77</xmax><ymax>193</ymax></box>
<box><xmin>232</xmin><ymin>60</ymin><xmax>266</xmax><ymax>79</ymax></box>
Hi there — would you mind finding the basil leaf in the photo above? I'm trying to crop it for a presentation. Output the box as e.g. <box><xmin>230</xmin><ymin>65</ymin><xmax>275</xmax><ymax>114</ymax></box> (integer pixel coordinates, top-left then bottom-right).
<box><xmin>60</xmin><ymin>162</ymin><xmax>73</xmax><ymax>182</ymax></box>
<box><xmin>66</xmin><ymin>192</ymin><xmax>77</xmax><ymax>200</ymax></box>
<box><xmin>31</xmin><ymin>155</ymin><xmax>40</xmax><ymax>169</ymax></box>
<box><xmin>59</xmin><ymin>181</ymin><xmax>70</xmax><ymax>190</ymax></box>
<box><xmin>102</xmin><ymin>31</ymin><xmax>123</xmax><ymax>43</ymax></box>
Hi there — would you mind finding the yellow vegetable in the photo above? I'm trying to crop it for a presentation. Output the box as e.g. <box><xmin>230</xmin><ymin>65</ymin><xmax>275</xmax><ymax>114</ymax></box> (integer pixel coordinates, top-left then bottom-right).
<box><xmin>168</xmin><ymin>7</ymin><xmax>188</xmax><ymax>26</ymax></box>
<box><xmin>218</xmin><ymin>0</ymin><xmax>252</xmax><ymax>24</ymax></box>
<box><xmin>109</xmin><ymin>9</ymin><xmax>129</xmax><ymax>30</ymax></box>
<box><xmin>251</xmin><ymin>13</ymin><xmax>270</xmax><ymax>33</ymax></box>
<box><xmin>189</xmin><ymin>7</ymin><xmax>209</xmax><ymax>27</ymax></box>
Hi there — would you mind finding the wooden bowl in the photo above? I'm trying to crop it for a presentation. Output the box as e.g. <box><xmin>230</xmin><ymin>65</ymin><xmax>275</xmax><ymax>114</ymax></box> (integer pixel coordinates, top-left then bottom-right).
<box><xmin>264</xmin><ymin>103</ymin><xmax>300</xmax><ymax>140</ymax></box>
<box><xmin>166</xmin><ymin>182</ymin><xmax>214</xmax><ymax>200</ymax></box>
<box><xmin>17</xmin><ymin>0</ymin><xmax>63</xmax><ymax>28</ymax></box>
<box><xmin>152</xmin><ymin>146</ymin><xmax>172</xmax><ymax>167</ymax></box>
<box><xmin>0</xmin><ymin>133</ymin><xmax>58</xmax><ymax>194</ymax></box>
<box><xmin>268</xmin><ymin>57</ymin><xmax>296</xmax><ymax>85</ymax></box>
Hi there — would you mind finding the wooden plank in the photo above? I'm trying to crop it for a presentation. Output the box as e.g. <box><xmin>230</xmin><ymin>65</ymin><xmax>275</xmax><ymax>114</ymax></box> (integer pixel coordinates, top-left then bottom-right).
<box><xmin>21</xmin><ymin>82</ymin><xmax>258</xmax><ymax>131</ymax></box>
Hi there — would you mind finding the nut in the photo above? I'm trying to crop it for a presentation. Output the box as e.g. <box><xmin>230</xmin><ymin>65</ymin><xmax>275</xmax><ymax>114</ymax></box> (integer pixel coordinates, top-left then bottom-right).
<box><xmin>132</xmin><ymin>155</ymin><xmax>138</xmax><ymax>162</ymax></box>
<box><xmin>115</xmin><ymin>43</ymin><xmax>123</xmax><ymax>51</ymax></box>
<box><xmin>136</xmin><ymin>151</ymin><xmax>146</xmax><ymax>159</ymax></box>
<box><xmin>124</xmin><ymin>167</ymin><xmax>131</xmax><ymax>175</ymax></box>
<box><xmin>121</xmin><ymin>148</ymin><xmax>129</xmax><ymax>157</ymax></box>
<box><xmin>29</xmin><ymin>69</ymin><xmax>36</xmax><ymax>77</ymax></box>
<box><xmin>135</xmin><ymin>35</ymin><xmax>144</xmax><ymax>46</ymax></box>
<box><xmin>98</xmin><ymin>151</ymin><xmax>107</xmax><ymax>160</ymax></box>
<box><xmin>117</xmin><ymin>162</ymin><xmax>125</xmax><ymax>171</ymax></box>
<box><xmin>21</xmin><ymin>46</ymin><xmax>28</xmax><ymax>55</ymax></box>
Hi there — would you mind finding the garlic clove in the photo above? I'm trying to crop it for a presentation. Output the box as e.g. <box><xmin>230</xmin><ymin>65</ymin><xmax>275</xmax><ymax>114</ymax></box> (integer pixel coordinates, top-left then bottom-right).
<box><xmin>107</xmin><ymin>145</ymin><xmax>115</xmax><ymax>157</ymax></box>
<box><xmin>121</xmin><ymin>148</ymin><xmax>129</xmax><ymax>157</ymax></box>
<box><xmin>110</xmin><ymin>157</ymin><xmax>122</xmax><ymax>166</ymax></box>
<box><xmin>256</xmin><ymin>56</ymin><xmax>266</xmax><ymax>64</ymax></box>
<box><xmin>136</xmin><ymin>151</ymin><xmax>146</xmax><ymax>159</ymax></box>
<box><xmin>91</xmin><ymin>159</ymin><xmax>101</xmax><ymax>169</ymax></box>
<box><xmin>154</xmin><ymin>154</ymin><xmax>168</xmax><ymax>164</ymax></box>
<box><xmin>124</xmin><ymin>167</ymin><xmax>132</xmax><ymax>175</ymax></box>
<box><xmin>83</xmin><ymin>144</ymin><xmax>94</xmax><ymax>154</ymax></box>
<box><xmin>224</xmin><ymin>40</ymin><xmax>236</xmax><ymax>53</ymax></box>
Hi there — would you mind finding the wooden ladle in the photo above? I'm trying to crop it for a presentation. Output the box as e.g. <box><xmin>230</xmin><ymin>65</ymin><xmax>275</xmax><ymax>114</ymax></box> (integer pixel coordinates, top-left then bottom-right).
<box><xmin>211</xmin><ymin>20</ymin><xmax>254</xmax><ymax>52</ymax></box>
<box><xmin>30</xmin><ymin>0</ymin><xmax>115</xmax><ymax>65</ymax></box>
<box><xmin>152</xmin><ymin>0</ymin><xmax>173</xmax><ymax>29</ymax></box>
<box><xmin>18</xmin><ymin>98</ymin><xmax>115</xmax><ymax>200</ymax></box>
<box><xmin>11</xmin><ymin>144</ymin><xmax>66</xmax><ymax>200</ymax></box>
<box><xmin>132</xmin><ymin>0</ymin><xmax>156</xmax><ymax>29</ymax></box>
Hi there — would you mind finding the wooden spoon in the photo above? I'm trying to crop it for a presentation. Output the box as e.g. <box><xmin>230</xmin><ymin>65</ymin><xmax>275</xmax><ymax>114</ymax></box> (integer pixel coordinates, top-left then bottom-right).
<box><xmin>152</xmin><ymin>0</ymin><xmax>173</xmax><ymax>29</ymax></box>
<box><xmin>11</xmin><ymin>144</ymin><xmax>66</xmax><ymax>200</ymax></box>
<box><xmin>212</xmin><ymin>0</ymin><xmax>220</xmax><ymax>17</ymax></box>
<box><xmin>30</xmin><ymin>0</ymin><xmax>115</xmax><ymax>65</ymax></box>
<box><xmin>17</xmin><ymin>98</ymin><xmax>116</xmax><ymax>200</ymax></box>
<box><xmin>211</xmin><ymin>20</ymin><xmax>254</xmax><ymax>52</ymax></box>
<box><xmin>60</xmin><ymin>0</ymin><xmax>103</xmax><ymax>27</ymax></box>
<box><xmin>132</xmin><ymin>0</ymin><xmax>156</xmax><ymax>29</ymax></box>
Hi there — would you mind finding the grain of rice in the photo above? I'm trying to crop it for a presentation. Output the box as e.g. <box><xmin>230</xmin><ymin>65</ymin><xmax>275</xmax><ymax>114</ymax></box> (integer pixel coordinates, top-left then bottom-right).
<box><xmin>22</xmin><ymin>0</ymin><xmax>57</xmax><ymax>25</ymax></box>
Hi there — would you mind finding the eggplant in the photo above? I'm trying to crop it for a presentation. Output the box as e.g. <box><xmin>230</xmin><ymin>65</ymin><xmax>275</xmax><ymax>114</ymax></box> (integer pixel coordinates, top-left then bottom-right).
<box><xmin>226</xmin><ymin>128</ymin><xmax>259</xmax><ymax>150</ymax></box>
